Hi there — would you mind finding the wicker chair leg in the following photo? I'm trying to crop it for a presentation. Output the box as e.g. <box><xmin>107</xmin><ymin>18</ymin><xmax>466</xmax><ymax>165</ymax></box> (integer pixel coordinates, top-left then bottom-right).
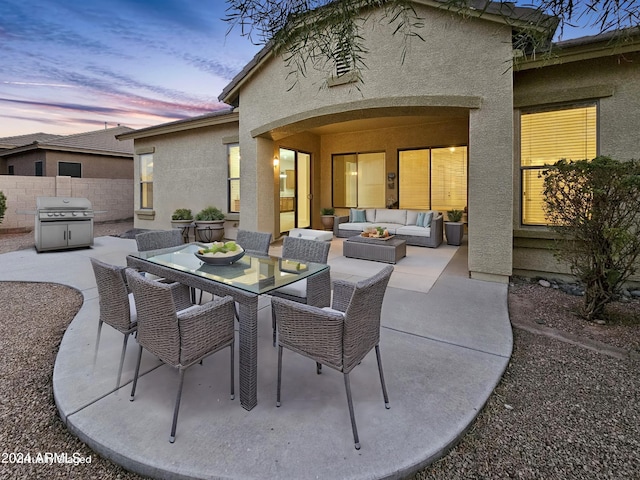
<box><xmin>93</xmin><ymin>320</ymin><xmax>104</xmax><ymax>366</ymax></box>
<box><xmin>170</xmin><ymin>369</ymin><xmax>186</xmax><ymax>443</ymax></box>
<box><xmin>343</xmin><ymin>373</ymin><xmax>361</xmax><ymax>450</ymax></box>
<box><xmin>130</xmin><ymin>345</ymin><xmax>143</xmax><ymax>401</ymax></box>
<box><xmin>116</xmin><ymin>333</ymin><xmax>130</xmax><ymax>389</ymax></box>
<box><xmin>375</xmin><ymin>345</ymin><xmax>390</xmax><ymax>409</ymax></box>
<box><xmin>276</xmin><ymin>346</ymin><xmax>283</xmax><ymax>407</ymax></box>
<box><xmin>230</xmin><ymin>343</ymin><xmax>235</xmax><ymax>400</ymax></box>
<box><xmin>316</xmin><ymin>362</ymin><xmax>322</xmax><ymax>374</ymax></box>
<box><xmin>272</xmin><ymin>308</ymin><xmax>277</xmax><ymax>347</ymax></box>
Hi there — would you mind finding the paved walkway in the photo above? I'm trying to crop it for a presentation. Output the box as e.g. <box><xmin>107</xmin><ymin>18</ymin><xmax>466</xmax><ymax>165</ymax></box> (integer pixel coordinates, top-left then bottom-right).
<box><xmin>0</xmin><ymin>235</ymin><xmax>511</xmax><ymax>479</ymax></box>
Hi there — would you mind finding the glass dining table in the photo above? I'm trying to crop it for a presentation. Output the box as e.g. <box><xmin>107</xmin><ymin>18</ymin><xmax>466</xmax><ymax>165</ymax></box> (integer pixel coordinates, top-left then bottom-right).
<box><xmin>127</xmin><ymin>242</ymin><xmax>329</xmax><ymax>411</ymax></box>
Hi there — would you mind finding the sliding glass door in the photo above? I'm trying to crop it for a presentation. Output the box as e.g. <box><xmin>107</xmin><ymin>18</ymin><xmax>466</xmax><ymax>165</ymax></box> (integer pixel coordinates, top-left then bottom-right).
<box><xmin>279</xmin><ymin>148</ymin><xmax>311</xmax><ymax>233</ymax></box>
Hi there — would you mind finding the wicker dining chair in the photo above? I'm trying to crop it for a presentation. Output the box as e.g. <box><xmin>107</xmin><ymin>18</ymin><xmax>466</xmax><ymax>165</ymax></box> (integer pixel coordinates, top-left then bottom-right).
<box><xmin>135</xmin><ymin>229</ymin><xmax>183</xmax><ymax>251</ymax></box>
<box><xmin>271</xmin><ymin>265</ymin><xmax>394</xmax><ymax>450</ymax></box>
<box><xmin>90</xmin><ymin>258</ymin><xmax>191</xmax><ymax>389</ymax></box>
<box><xmin>125</xmin><ymin>269</ymin><xmax>236</xmax><ymax>443</ymax></box>
<box><xmin>270</xmin><ymin>236</ymin><xmax>331</xmax><ymax>345</ymax></box>
<box><xmin>135</xmin><ymin>228</ymin><xmax>205</xmax><ymax>302</ymax></box>
<box><xmin>236</xmin><ymin>229</ymin><xmax>272</xmax><ymax>256</ymax></box>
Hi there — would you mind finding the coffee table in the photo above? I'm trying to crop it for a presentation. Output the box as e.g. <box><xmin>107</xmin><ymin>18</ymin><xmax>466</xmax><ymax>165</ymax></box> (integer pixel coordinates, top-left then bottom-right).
<box><xmin>343</xmin><ymin>235</ymin><xmax>406</xmax><ymax>264</ymax></box>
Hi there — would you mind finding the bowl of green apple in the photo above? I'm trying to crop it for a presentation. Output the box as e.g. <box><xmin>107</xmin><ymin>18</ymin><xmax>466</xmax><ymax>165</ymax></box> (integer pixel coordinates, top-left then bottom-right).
<box><xmin>195</xmin><ymin>241</ymin><xmax>245</xmax><ymax>265</ymax></box>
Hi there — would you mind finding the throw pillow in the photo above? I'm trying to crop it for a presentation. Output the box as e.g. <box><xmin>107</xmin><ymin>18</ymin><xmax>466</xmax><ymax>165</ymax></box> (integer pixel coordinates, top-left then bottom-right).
<box><xmin>350</xmin><ymin>208</ymin><xmax>367</xmax><ymax>223</ymax></box>
<box><xmin>416</xmin><ymin>212</ymin><xmax>426</xmax><ymax>227</ymax></box>
<box><xmin>422</xmin><ymin>212</ymin><xmax>433</xmax><ymax>227</ymax></box>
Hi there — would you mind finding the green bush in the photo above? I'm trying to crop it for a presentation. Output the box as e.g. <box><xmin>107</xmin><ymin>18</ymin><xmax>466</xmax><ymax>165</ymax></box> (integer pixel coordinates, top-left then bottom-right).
<box><xmin>321</xmin><ymin>207</ymin><xmax>335</xmax><ymax>215</ymax></box>
<box><xmin>171</xmin><ymin>208</ymin><xmax>193</xmax><ymax>220</ymax></box>
<box><xmin>543</xmin><ymin>156</ymin><xmax>640</xmax><ymax>320</ymax></box>
<box><xmin>446</xmin><ymin>209</ymin><xmax>463</xmax><ymax>222</ymax></box>
<box><xmin>0</xmin><ymin>191</ymin><xmax>6</xmax><ymax>224</ymax></box>
<box><xmin>195</xmin><ymin>206</ymin><xmax>225</xmax><ymax>221</ymax></box>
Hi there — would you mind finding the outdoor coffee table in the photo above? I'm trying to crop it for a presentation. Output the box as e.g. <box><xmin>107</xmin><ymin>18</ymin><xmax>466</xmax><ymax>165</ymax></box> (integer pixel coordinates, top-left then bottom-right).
<box><xmin>127</xmin><ymin>243</ymin><xmax>329</xmax><ymax>411</ymax></box>
<box><xmin>343</xmin><ymin>235</ymin><xmax>406</xmax><ymax>264</ymax></box>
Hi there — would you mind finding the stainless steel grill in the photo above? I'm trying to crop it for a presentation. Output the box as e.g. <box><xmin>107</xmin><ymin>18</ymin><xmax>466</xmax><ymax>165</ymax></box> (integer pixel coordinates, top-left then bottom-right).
<box><xmin>34</xmin><ymin>196</ymin><xmax>95</xmax><ymax>252</ymax></box>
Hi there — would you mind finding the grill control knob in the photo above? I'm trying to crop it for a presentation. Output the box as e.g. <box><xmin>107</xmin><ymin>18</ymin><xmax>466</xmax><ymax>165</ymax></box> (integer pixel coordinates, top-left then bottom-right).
<box><xmin>60</xmin><ymin>212</ymin><xmax>66</xmax><ymax>217</ymax></box>
<box><xmin>72</xmin><ymin>212</ymin><xmax>78</xmax><ymax>217</ymax></box>
<box><xmin>83</xmin><ymin>212</ymin><xmax>88</xmax><ymax>216</ymax></box>
<box><xmin>54</xmin><ymin>213</ymin><xmax>59</xmax><ymax>217</ymax></box>
<box><xmin>48</xmin><ymin>213</ymin><xmax>53</xmax><ymax>217</ymax></box>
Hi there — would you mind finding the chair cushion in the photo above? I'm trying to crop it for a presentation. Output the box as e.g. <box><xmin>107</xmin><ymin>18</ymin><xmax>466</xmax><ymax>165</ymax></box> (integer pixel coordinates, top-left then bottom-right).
<box><xmin>322</xmin><ymin>306</ymin><xmax>345</xmax><ymax>317</ymax></box>
<box><xmin>396</xmin><ymin>225</ymin><xmax>432</xmax><ymax>237</ymax></box>
<box><xmin>128</xmin><ymin>293</ymin><xmax>137</xmax><ymax>323</ymax></box>
<box><xmin>339</xmin><ymin>222</ymin><xmax>373</xmax><ymax>232</ymax></box>
<box><xmin>273</xmin><ymin>279</ymin><xmax>307</xmax><ymax>299</ymax></box>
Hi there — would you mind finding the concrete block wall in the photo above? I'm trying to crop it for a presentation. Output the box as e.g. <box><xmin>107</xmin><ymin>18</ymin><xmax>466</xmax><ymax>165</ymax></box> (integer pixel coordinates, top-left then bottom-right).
<box><xmin>0</xmin><ymin>176</ymin><xmax>133</xmax><ymax>232</ymax></box>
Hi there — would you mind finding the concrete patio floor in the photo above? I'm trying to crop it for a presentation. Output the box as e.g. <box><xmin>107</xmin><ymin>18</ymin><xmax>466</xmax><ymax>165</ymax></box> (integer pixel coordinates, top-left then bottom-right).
<box><xmin>0</xmin><ymin>235</ymin><xmax>512</xmax><ymax>480</ymax></box>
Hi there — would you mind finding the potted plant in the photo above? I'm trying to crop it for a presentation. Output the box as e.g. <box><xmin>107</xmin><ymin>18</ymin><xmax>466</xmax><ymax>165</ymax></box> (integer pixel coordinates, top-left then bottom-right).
<box><xmin>194</xmin><ymin>206</ymin><xmax>225</xmax><ymax>242</ymax></box>
<box><xmin>320</xmin><ymin>207</ymin><xmax>335</xmax><ymax>231</ymax></box>
<box><xmin>0</xmin><ymin>191</ymin><xmax>6</xmax><ymax>224</ymax></box>
<box><xmin>170</xmin><ymin>208</ymin><xmax>193</xmax><ymax>227</ymax></box>
<box><xmin>445</xmin><ymin>209</ymin><xmax>464</xmax><ymax>246</ymax></box>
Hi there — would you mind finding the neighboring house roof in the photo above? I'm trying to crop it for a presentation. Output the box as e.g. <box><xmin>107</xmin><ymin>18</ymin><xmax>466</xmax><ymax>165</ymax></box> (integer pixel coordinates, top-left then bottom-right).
<box><xmin>219</xmin><ymin>0</ymin><xmax>556</xmax><ymax>105</ymax></box>
<box><xmin>0</xmin><ymin>126</ymin><xmax>135</xmax><ymax>158</ymax></box>
<box><xmin>116</xmin><ymin>109</ymin><xmax>238</xmax><ymax>141</ymax></box>
<box><xmin>0</xmin><ymin>132</ymin><xmax>63</xmax><ymax>150</ymax></box>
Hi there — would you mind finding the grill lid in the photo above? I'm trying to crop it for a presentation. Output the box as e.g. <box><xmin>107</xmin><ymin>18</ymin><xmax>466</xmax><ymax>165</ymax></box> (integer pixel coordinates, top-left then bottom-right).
<box><xmin>36</xmin><ymin>196</ymin><xmax>92</xmax><ymax>211</ymax></box>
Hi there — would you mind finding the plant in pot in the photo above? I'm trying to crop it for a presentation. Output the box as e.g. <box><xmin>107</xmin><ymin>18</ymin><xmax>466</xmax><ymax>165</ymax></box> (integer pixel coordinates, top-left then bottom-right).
<box><xmin>171</xmin><ymin>208</ymin><xmax>193</xmax><ymax>226</ymax></box>
<box><xmin>194</xmin><ymin>206</ymin><xmax>225</xmax><ymax>242</ymax></box>
<box><xmin>320</xmin><ymin>207</ymin><xmax>335</xmax><ymax>231</ymax></box>
<box><xmin>445</xmin><ymin>209</ymin><xmax>465</xmax><ymax>246</ymax></box>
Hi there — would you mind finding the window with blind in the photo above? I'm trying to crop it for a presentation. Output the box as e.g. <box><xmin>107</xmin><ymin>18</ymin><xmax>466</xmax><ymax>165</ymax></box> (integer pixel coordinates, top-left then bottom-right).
<box><xmin>520</xmin><ymin>104</ymin><xmax>597</xmax><ymax>225</ymax></box>
<box><xmin>228</xmin><ymin>144</ymin><xmax>240</xmax><ymax>213</ymax></box>
<box><xmin>399</xmin><ymin>147</ymin><xmax>467</xmax><ymax>212</ymax></box>
<box><xmin>139</xmin><ymin>153</ymin><xmax>153</xmax><ymax>209</ymax></box>
<box><xmin>332</xmin><ymin>152</ymin><xmax>385</xmax><ymax>208</ymax></box>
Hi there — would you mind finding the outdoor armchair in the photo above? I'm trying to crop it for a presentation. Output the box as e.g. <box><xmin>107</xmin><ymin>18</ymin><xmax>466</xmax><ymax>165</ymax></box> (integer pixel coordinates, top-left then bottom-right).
<box><xmin>236</xmin><ymin>229</ymin><xmax>272</xmax><ymax>256</ymax></box>
<box><xmin>271</xmin><ymin>265</ymin><xmax>394</xmax><ymax>449</ymax></box>
<box><xmin>269</xmin><ymin>236</ymin><xmax>331</xmax><ymax>345</ymax></box>
<box><xmin>125</xmin><ymin>269</ymin><xmax>236</xmax><ymax>443</ymax></box>
<box><xmin>90</xmin><ymin>258</ymin><xmax>191</xmax><ymax>389</ymax></box>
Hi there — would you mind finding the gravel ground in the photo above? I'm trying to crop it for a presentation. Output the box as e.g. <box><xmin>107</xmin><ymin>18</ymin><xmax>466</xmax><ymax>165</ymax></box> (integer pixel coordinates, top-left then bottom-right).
<box><xmin>1</xmin><ymin>223</ymin><xmax>638</xmax><ymax>479</ymax></box>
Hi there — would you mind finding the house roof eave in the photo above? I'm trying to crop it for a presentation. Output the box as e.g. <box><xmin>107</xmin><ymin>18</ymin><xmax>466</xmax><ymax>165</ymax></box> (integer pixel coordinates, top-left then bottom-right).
<box><xmin>218</xmin><ymin>1</ymin><xmax>555</xmax><ymax>105</ymax></box>
<box><xmin>516</xmin><ymin>27</ymin><xmax>640</xmax><ymax>70</ymax></box>
<box><xmin>116</xmin><ymin>110</ymin><xmax>240</xmax><ymax>141</ymax></box>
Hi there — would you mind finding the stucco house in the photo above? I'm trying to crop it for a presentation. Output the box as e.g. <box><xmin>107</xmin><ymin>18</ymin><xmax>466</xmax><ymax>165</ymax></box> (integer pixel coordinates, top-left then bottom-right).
<box><xmin>117</xmin><ymin>0</ymin><xmax>640</xmax><ymax>283</ymax></box>
<box><xmin>0</xmin><ymin>126</ymin><xmax>134</xmax><ymax>179</ymax></box>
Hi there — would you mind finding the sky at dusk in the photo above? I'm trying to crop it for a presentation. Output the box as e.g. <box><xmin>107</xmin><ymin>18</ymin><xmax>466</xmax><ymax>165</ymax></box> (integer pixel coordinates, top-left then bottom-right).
<box><xmin>1</xmin><ymin>1</ymin><xmax>602</xmax><ymax>138</ymax></box>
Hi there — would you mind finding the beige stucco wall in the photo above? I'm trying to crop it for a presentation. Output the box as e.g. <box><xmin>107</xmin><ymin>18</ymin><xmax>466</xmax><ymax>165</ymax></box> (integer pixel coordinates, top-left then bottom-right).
<box><xmin>512</xmin><ymin>51</ymin><xmax>640</xmax><ymax>280</ymax></box>
<box><xmin>131</xmin><ymin>122</ymin><xmax>239</xmax><ymax>232</ymax></box>
<box><xmin>0</xmin><ymin>175</ymin><xmax>133</xmax><ymax>232</ymax></box>
<box><xmin>236</xmin><ymin>4</ymin><xmax>515</xmax><ymax>280</ymax></box>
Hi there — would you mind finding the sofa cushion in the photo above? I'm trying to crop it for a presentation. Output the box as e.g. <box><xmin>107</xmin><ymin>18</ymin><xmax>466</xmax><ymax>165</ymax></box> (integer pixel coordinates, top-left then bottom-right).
<box><xmin>418</xmin><ymin>211</ymin><xmax>433</xmax><ymax>227</ymax></box>
<box><xmin>372</xmin><ymin>224</ymin><xmax>400</xmax><ymax>235</ymax></box>
<box><xmin>416</xmin><ymin>212</ymin><xmax>426</xmax><ymax>227</ymax></box>
<box><xmin>340</xmin><ymin>222</ymin><xmax>373</xmax><ymax>232</ymax></box>
<box><xmin>406</xmin><ymin>210</ymin><xmax>419</xmax><ymax>225</ymax></box>
<box><xmin>365</xmin><ymin>209</ymin><xmax>376</xmax><ymax>222</ymax></box>
<box><xmin>397</xmin><ymin>225</ymin><xmax>432</xmax><ymax>237</ymax></box>
<box><xmin>349</xmin><ymin>208</ymin><xmax>367</xmax><ymax>223</ymax></box>
<box><xmin>375</xmin><ymin>209</ymin><xmax>407</xmax><ymax>225</ymax></box>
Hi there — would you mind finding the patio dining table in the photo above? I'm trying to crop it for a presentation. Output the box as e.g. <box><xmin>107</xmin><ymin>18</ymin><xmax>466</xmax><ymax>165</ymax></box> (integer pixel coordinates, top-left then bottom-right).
<box><xmin>126</xmin><ymin>242</ymin><xmax>329</xmax><ymax>411</ymax></box>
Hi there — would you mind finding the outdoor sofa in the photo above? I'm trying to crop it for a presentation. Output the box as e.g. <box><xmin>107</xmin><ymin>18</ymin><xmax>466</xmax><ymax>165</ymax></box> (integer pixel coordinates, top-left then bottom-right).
<box><xmin>334</xmin><ymin>208</ymin><xmax>443</xmax><ymax>248</ymax></box>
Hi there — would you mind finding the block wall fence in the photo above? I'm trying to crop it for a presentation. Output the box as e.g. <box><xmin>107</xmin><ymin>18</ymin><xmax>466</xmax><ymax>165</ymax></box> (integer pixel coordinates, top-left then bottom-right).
<box><xmin>0</xmin><ymin>175</ymin><xmax>133</xmax><ymax>232</ymax></box>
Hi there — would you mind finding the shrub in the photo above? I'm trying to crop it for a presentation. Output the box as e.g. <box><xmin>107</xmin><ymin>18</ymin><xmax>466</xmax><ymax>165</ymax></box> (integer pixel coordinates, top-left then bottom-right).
<box><xmin>321</xmin><ymin>207</ymin><xmax>335</xmax><ymax>215</ymax></box>
<box><xmin>0</xmin><ymin>191</ymin><xmax>6</xmax><ymax>224</ymax></box>
<box><xmin>446</xmin><ymin>209</ymin><xmax>463</xmax><ymax>222</ymax></box>
<box><xmin>195</xmin><ymin>206</ymin><xmax>225</xmax><ymax>221</ymax></box>
<box><xmin>171</xmin><ymin>208</ymin><xmax>193</xmax><ymax>220</ymax></box>
<box><xmin>543</xmin><ymin>156</ymin><xmax>640</xmax><ymax>320</ymax></box>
